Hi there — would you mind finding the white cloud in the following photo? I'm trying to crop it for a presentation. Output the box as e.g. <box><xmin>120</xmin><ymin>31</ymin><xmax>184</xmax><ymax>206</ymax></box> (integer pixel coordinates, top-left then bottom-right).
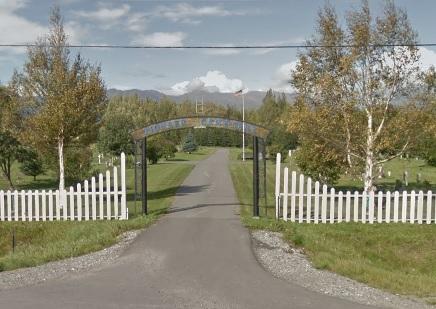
<box><xmin>164</xmin><ymin>70</ymin><xmax>243</xmax><ymax>95</ymax></box>
<box><xmin>271</xmin><ymin>61</ymin><xmax>297</xmax><ymax>93</ymax></box>
<box><xmin>74</xmin><ymin>4</ymin><xmax>130</xmax><ymax>26</ymax></box>
<box><xmin>74</xmin><ymin>4</ymin><xmax>147</xmax><ymax>32</ymax></box>
<box><xmin>419</xmin><ymin>47</ymin><xmax>436</xmax><ymax>70</ymax></box>
<box><xmin>0</xmin><ymin>0</ymin><xmax>27</xmax><ymax>12</ymax></box>
<box><xmin>150</xmin><ymin>3</ymin><xmax>246</xmax><ymax>24</ymax></box>
<box><xmin>204</xmin><ymin>49</ymin><xmax>241</xmax><ymax>56</ymax></box>
<box><xmin>132</xmin><ymin>32</ymin><xmax>186</xmax><ymax>47</ymax></box>
<box><xmin>0</xmin><ymin>1</ymin><xmax>46</xmax><ymax>54</ymax></box>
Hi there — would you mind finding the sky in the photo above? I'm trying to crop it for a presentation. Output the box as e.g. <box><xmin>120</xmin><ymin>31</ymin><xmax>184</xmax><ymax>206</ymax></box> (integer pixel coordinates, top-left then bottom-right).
<box><xmin>1</xmin><ymin>0</ymin><xmax>436</xmax><ymax>94</ymax></box>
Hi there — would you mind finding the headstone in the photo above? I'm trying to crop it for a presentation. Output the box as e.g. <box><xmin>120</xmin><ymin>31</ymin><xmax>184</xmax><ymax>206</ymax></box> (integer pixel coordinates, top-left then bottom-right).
<box><xmin>403</xmin><ymin>171</ymin><xmax>408</xmax><ymax>186</ymax></box>
<box><xmin>387</xmin><ymin>171</ymin><xmax>391</xmax><ymax>177</ymax></box>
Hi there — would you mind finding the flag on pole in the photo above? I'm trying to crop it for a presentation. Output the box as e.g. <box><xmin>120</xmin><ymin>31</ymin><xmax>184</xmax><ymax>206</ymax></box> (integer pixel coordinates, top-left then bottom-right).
<box><xmin>234</xmin><ymin>89</ymin><xmax>243</xmax><ymax>96</ymax></box>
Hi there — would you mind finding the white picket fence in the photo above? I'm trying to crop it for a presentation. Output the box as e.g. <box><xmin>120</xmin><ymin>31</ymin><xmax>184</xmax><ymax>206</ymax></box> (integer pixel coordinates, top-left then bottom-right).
<box><xmin>275</xmin><ymin>153</ymin><xmax>436</xmax><ymax>224</ymax></box>
<box><xmin>0</xmin><ymin>153</ymin><xmax>128</xmax><ymax>222</ymax></box>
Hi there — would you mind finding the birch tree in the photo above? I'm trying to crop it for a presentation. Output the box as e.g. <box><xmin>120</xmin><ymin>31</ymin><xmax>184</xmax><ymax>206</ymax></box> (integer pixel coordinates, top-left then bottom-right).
<box><xmin>290</xmin><ymin>1</ymin><xmax>424</xmax><ymax>191</ymax></box>
<box><xmin>13</xmin><ymin>8</ymin><xmax>106</xmax><ymax>196</ymax></box>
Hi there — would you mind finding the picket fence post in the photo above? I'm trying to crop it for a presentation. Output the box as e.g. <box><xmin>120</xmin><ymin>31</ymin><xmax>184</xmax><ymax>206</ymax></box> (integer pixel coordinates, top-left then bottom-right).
<box><xmin>0</xmin><ymin>191</ymin><xmax>4</xmax><ymax>221</ymax></box>
<box><xmin>321</xmin><ymin>185</ymin><xmax>327</xmax><ymax>223</ymax></box>
<box><xmin>283</xmin><ymin>167</ymin><xmax>289</xmax><ymax>221</ymax></box>
<box><xmin>306</xmin><ymin>178</ymin><xmax>312</xmax><ymax>223</ymax></box>
<box><xmin>426</xmin><ymin>191</ymin><xmax>432</xmax><ymax>224</ymax></box>
<box><xmin>314</xmin><ymin>181</ymin><xmax>320</xmax><ymax>224</ymax></box>
<box><xmin>275</xmin><ymin>153</ymin><xmax>281</xmax><ymax>220</ymax></box>
<box><xmin>298</xmin><ymin>174</ymin><xmax>304</xmax><ymax>223</ymax></box>
<box><xmin>329</xmin><ymin>188</ymin><xmax>335</xmax><ymax>224</ymax></box>
<box><xmin>290</xmin><ymin>171</ymin><xmax>296</xmax><ymax>222</ymax></box>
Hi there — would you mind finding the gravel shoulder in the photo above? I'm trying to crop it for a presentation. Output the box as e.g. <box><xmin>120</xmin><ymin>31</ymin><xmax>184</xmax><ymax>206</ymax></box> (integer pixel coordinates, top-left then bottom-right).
<box><xmin>0</xmin><ymin>229</ymin><xmax>141</xmax><ymax>290</ymax></box>
<box><xmin>251</xmin><ymin>230</ymin><xmax>433</xmax><ymax>309</ymax></box>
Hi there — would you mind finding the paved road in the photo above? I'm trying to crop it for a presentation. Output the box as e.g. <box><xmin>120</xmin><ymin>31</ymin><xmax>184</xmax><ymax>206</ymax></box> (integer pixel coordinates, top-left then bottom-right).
<box><xmin>0</xmin><ymin>149</ymin><xmax>374</xmax><ymax>308</ymax></box>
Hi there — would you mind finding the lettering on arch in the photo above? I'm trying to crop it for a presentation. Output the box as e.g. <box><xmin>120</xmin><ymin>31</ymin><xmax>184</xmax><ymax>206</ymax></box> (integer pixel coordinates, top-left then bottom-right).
<box><xmin>132</xmin><ymin>117</ymin><xmax>270</xmax><ymax>140</ymax></box>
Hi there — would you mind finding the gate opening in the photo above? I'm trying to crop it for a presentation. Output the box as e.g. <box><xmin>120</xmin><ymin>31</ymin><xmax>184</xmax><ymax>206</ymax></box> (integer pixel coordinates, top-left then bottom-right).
<box><xmin>131</xmin><ymin>116</ymin><xmax>270</xmax><ymax>217</ymax></box>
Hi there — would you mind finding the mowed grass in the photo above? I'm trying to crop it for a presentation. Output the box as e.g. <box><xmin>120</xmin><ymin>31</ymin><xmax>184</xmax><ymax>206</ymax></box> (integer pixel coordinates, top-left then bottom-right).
<box><xmin>0</xmin><ymin>147</ymin><xmax>215</xmax><ymax>272</ymax></box>
<box><xmin>229</xmin><ymin>148</ymin><xmax>436</xmax><ymax>301</ymax></box>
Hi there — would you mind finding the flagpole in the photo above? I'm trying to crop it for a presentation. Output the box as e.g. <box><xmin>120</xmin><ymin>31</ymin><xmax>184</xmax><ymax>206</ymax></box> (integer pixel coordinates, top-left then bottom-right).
<box><xmin>242</xmin><ymin>92</ymin><xmax>245</xmax><ymax>161</ymax></box>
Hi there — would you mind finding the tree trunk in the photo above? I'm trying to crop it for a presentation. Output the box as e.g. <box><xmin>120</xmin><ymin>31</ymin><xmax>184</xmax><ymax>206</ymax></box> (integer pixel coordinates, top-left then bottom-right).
<box><xmin>58</xmin><ymin>137</ymin><xmax>65</xmax><ymax>207</ymax></box>
<box><xmin>1</xmin><ymin>158</ymin><xmax>14</xmax><ymax>189</ymax></box>
<box><xmin>364</xmin><ymin>114</ymin><xmax>374</xmax><ymax>193</ymax></box>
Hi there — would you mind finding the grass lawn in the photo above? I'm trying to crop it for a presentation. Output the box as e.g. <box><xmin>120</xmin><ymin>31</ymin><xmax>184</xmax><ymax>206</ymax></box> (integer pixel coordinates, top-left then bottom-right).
<box><xmin>0</xmin><ymin>147</ymin><xmax>215</xmax><ymax>272</ymax></box>
<box><xmin>229</xmin><ymin>148</ymin><xmax>436</xmax><ymax>302</ymax></box>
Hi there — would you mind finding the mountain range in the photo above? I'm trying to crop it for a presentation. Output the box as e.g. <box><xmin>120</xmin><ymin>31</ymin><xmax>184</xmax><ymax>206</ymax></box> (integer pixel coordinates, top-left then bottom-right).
<box><xmin>107</xmin><ymin>89</ymin><xmax>295</xmax><ymax>109</ymax></box>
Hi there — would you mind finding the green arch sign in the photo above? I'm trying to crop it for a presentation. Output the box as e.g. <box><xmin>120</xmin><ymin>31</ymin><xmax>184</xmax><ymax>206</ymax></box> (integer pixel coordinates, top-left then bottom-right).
<box><xmin>132</xmin><ymin>117</ymin><xmax>270</xmax><ymax>140</ymax></box>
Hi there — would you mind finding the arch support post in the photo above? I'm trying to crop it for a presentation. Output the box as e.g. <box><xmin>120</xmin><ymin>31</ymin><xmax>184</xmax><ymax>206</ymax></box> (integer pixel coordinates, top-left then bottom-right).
<box><xmin>142</xmin><ymin>137</ymin><xmax>148</xmax><ymax>215</ymax></box>
<box><xmin>253</xmin><ymin>136</ymin><xmax>259</xmax><ymax>217</ymax></box>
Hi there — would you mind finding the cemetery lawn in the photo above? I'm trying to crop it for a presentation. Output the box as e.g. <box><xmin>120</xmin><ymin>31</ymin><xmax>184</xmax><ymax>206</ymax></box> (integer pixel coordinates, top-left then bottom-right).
<box><xmin>0</xmin><ymin>147</ymin><xmax>215</xmax><ymax>272</ymax></box>
<box><xmin>229</xmin><ymin>148</ymin><xmax>436</xmax><ymax>302</ymax></box>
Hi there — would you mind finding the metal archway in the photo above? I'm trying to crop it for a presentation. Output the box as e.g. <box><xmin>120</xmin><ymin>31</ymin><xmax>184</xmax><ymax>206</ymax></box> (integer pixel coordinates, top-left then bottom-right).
<box><xmin>131</xmin><ymin>116</ymin><xmax>270</xmax><ymax>217</ymax></box>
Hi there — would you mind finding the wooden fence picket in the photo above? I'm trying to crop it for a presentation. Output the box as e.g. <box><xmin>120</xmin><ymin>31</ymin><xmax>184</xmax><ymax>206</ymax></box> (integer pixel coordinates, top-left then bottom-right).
<box><xmin>298</xmin><ymin>174</ymin><xmax>304</xmax><ymax>223</ymax></box>
<box><xmin>427</xmin><ymin>191</ymin><xmax>432</xmax><ymax>224</ymax></box>
<box><xmin>275</xmin><ymin>153</ymin><xmax>281</xmax><ymax>219</ymax></box>
<box><xmin>385</xmin><ymin>191</ymin><xmax>391</xmax><ymax>223</ymax></box>
<box><xmin>8</xmin><ymin>191</ymin><xmax>12</xmax><ymax>221</ymax></box>
<box><xmin>56</xmin><ymin>190</ymin><xmax>61</xmax><ymax>221</ymax></box>
<box><xmin>121</xmin><ymin>152</ymin><xmax>127</xmax><ymax>219</ymax></box>
<box><xmin>417</xmin><ymin>191</ymin><xmax>424</xmax><ymax>224</ymax></box>
<box><xmin>41</xmin><ymin>190</ymin><xmax>46</xmax><ymax>221</ymax></box>
<box><xmin>353</xmin><ymin>191</ymin><xmax>359</xmax><ymax>222</ymax></box>
<box><xmin>99</xmin><ymin>173</ymin><xmax>104</xmax><ymax>220</ymax></box>
<box><xmin>21</xmin><ymin>190</ymin><xmax>26</xmax><ymax>221</ymax></box>
<box><xmin>290</xmin><ymin>171</ymin><xmax>296</xmax><ymax>222</ymax></box>
<box><xmin>368</xmin><ymin>191</ymin><xmax>374</xmax><ymax>224</ymax></box>
<box><xmin>27</xmin><ymin>190</ymin><xmax>33</xmax><ymax>222</ymax></box>
<box><xmin>69</xmin><ymin>187</ymin><xmax>75</xmax><ymax>221</ymax></box>
<box><xmin>48</xmin><ymin>190</ymin><xmax>53</xmax><ymax>221</ymax></box>
<box><xmin>106</xmin><ymin>171</ymin><xmax>111</xmax><ymax>220</ymax></box>
<box><xmin>402</xmin><ymin>191</ymin><xmax>407</xmax><ymax>223</ymax></box>
<box><xmin>377</xmin><ymin>191</ymin><xmax>383</xmax><ymax>223</ymax></box>
<box><xmin>329</xmin><ymin>188</ymin><xmax>335</xmax><ymax>223</ymax></box>
<box><xmin>393</xmin><ymin>191</ymin><xmax>399</xmax><ymax>222</ymax></box>
<box><xmin>84</xmin><ymin>180</ymin><xmax>89</xmax><ymax>221</ymax></box>
<box><xmin>35</xmin><ymin>190</ymin><xmax>40</xmax><ymax>221</ymax></box>
<box><xmin>362</xmin><ymin>191</ymin><xmax>367</xmax><ymax>224</ymax></box>
<box><xmin>314</xmin><ymin>181</ymin><xmax>319</xmax><ymax>224</ymax></box>
<box><xmin>338</xmin><ymin>191</ymin><xmax>343</xmax><ymax>223</ymax></box>
<box><xmin>114</xmin><ymin>167</ymin><xmax>119</xmax><ymax>220</ymax></box>
<box><xmin>13</xmin><ymin>191</ymin><xmax>18</xmax><ymax>221</ymax></box>
<box><xmin>92</xmin><ymin>177</ymin><xmax>97</xmax><ymax>220</ymax></box>
<box><xmin>410</xmin><ymin>191</ymin><xmax>416</xmax><ymax>224</ymax></box>
<box><xmin>63</xmin><ymin>189</ymin><xmax>68</xmax><ymax>221</ymax></box>
<box><xmin>306</xmin><ymin>178</ymin><xmax>312</xmax><ymax>223</ymax></box>
<box><xmin>0</xmin><ymin>191</ymin><xmax>4</xmax><ymax>221</ymax></box>
<box><xmin>345</xmin><ymin>191</ymin><xmax>351</xmax><ymax>222</ymax></box>
<box><xmin>77</xmin><ymin>183</ymin><xmax>82</xmax><ymax>221</ymax></box>
<box><xmin>283</xmin><ymin>167</ymin><xmax>289</xmax><ymax>221</ymax></box>
<box><xmin>321</xmin><ymin>185</ymin><xmax>327</xmax><ymax>223</ymax></box>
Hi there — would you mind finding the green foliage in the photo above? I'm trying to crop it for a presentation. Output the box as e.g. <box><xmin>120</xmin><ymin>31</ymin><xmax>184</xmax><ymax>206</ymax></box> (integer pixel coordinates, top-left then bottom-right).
<box><xmin>147</xmin><ymin>137</ymin><xmax>177</xmax><ymax>164</ymax></box>
<box><xmin>13</xmin><ymin>8</ymin><xmax>106</xmax><ymax>189</ymax></box>
<box><xmin>98</xmin><ymin>113</ymin><xmax>134</xmax><ymax>156</ymax></box>
<box><xmin>268</xmin><ymin>127</ymin><xmax>298</xmax><ymax>160</ymax></box>
<box><xmin>295</xmin><ymin>141</ymin><xmax>345</xmax><ymax>185</ymax></box>
<box><xmin>64</xmin><ymin>146</ymin><xmax>93</xmax><ymax>184</ymax></box>
<box><xmin>0</xmin><ymin>132</ymin><xmax>23</xmax><ymax>188</ymax></box>
<box><xmin>18</xmin><ymin>149</ymin><xmax>44</xmax><ymax>181</ymax></box>
<box><xmin>182</xmin><ymin>131</ymin><xmax>197</xmax><ymax>153</ymax></box>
